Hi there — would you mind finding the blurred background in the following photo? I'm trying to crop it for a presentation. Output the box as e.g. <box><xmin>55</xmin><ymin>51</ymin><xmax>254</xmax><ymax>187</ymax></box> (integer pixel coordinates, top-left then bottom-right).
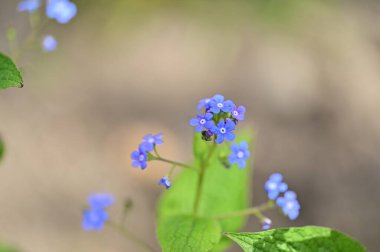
<box><xmin>1</xmin><ymin>0</ymin><xmax>380</xmax><ymax>251</ymax></box>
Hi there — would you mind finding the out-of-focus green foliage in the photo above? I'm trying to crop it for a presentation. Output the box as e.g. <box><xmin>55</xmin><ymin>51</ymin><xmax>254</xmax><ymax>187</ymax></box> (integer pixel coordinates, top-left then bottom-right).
<box><xmin>0</xmin><ymin>137</ymin><xmax>4</xmax><ymax>163</ymax></box>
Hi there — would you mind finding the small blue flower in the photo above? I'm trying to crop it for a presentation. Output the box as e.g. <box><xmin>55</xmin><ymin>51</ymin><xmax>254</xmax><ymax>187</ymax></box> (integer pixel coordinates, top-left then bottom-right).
<box><xmin>46</xmin><ymin>0</ymin><xmax>77</xmax><ymax>24</ymax></box>
<box><xmin>228</xmin><ymin>141</ymin><xmax>250</xmax><ymax>168</ymax></box>
<box><xmin>211</xmin><ymin>120</ymin><xmax>236</xmax><ymax>144</ymax></box>
<box><xmin>197</xmin><ymin>97</ymin><xmax>212</xmax><ymax>110</ymax></box>
<box><xmin>131</xmin><ymin>148</ymin><xmax>147</xmax><ymax>169</ymax></box>
<box><xmin>159</xmin><ymin>176</ymin><xmax>171</xmax><ymax>189</ymax></box>
<box><xmin>17</xmin><ymin>0</ymin><xmax>41</xmax><ymax>13</ymax></box>
<box><xmin>82</xmin><ymin>208</ymin><xmax>109</xmax><ymax>231</ymax></box>
<box><xmin>261</xmin><ymin>218</ymin><xmax>272</xmax><ymax>230</ymax></box>
<box><xmin>231</xmin><ymin>105</ymin><xmax>246</xmax><ymax>121</ymax></box>
<box><xmin>265</xmin><ymin>173</ymin><xmax>288</xmax><ymax>200</ymax></box>
<box><xmin>209</xmin><ymin>94</ymin><xmax>234</xmax><ymax>114</ymax></box>
<box><xmin>276</xmin><ymin>191</ymin><xmax>300</xmax><ymax>220</ymax></box>
<box><xmin>88</xmin><ymin>193</ymin><xmax>114</xmax><ymax>209</ymax></box>
<box><xmin>190</xmin><ymin>113</ymin><xmax>213</xmax><ymax>132</ymax></box>
<box><xmin>42</xmin><ymin>35</ymin><xmax>57</xmax><ymax>52</ymax></box>
<box><xmin>141</xmin><ymin>133</ymin><xmax>163</xmax><ymax>152</ymax></box>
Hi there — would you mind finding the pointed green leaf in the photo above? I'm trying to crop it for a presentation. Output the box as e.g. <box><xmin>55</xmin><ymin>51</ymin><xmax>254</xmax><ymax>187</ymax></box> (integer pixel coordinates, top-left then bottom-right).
<box><xmin>0</xmin><ymin>52</ymin><xmax>23</xmax><ymax>90</ymax></box>
<box><xmin>225</xmin><ymin>226</ymin><xmax>366</xmax><ymax>252</ymax></box>
<box><xmin>157</xmin><ymin>215</ymin><xmax>221</xmax><ymax>252</ymax></box>
<box><xmin>158</xmin><ymin>130</ymin><xmax>254</xmax><ymax>251</ymax></box>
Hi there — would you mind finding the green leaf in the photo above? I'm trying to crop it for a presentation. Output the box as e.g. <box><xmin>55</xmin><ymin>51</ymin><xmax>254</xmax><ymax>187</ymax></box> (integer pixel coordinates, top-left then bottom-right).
<box><xmin>158</xmin><ymin>130</ymin><xmax>254</xmax><ymax>251</ymax></box>
<box><xmin>0</xmin><ymin>137</ymin><xmax>4</xmax><ymax>163</ymax></box>
<box><xmin>0</xmin><ymin>52</ymin><xmax>23</xmax><ymax>90</ymax></box>
<box><xmin>225</xmin><ymin>226</ymin><xmax>367</xmax><ymax>252</ymax></box>
<box><xmin>158</xmin><ymin>215</ymin><xmax>222</xmax><ymax>252</ymax></box>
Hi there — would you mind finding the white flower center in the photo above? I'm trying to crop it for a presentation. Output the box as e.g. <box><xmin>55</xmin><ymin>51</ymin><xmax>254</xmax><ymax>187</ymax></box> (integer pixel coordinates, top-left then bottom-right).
<box><xmin>148</xmin><ymin>138</ymin><xmax>155</xmax><ymax>143</ymax></box>
<box><xmin>217</xmin><ymin>103</ymin><xmax>223</xmax><ymax>108</ymax></box>
<box><xmin>237</xmin><ymin>151</ymin><xmax>244</xmax><ymax>158</ymax></box>
<box><xmin>220</xmin><ymin>127</ymin><xmax>226</xmax><ymax>134</ymax></box>
<box><xmin>286</xmin><ymin>201</ymin><xmax>294</xmax><ymax>209</ymax></box>
<box><xmin>268</xmin><ymin>182</ymin><xmax>277</xmax><ymax>190</ymax></box>
<box><xmin>200</xmin><ymin>119</ymin><xmax>206</xmax><ymax>124</ymax></box>
<box><xmin>139</xmin><ymin>155</ymin><xmax>145</xmax><ymax>161</ymax></box>
<box><xmin>233</xmin><ymin>111</ymin><xmax>238</xmax><ymax>116</ymax></box>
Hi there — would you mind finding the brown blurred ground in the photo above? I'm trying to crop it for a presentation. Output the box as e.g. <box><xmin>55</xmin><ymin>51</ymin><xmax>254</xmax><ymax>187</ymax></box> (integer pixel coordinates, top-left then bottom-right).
<box><xmin>1</xmin><ymin>0</ymin><xmax>380</xmax><ymax>251</ymax></box>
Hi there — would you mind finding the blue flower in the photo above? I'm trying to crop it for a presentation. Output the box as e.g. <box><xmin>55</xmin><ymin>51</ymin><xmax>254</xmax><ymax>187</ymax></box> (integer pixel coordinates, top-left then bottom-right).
<box><xmin>276</xmin><ymin>191</ymin><xmax>300</xmax><ymax>220</ymax></box>
<box><xmin>42</xmin><ymin>35</ymin><xmax>57</xmax><ymax>52</ymax></box>
<box><xmin>46</xmin><ymin>0</ymin><xmax>77</xmax><ymax>24</ymax></box>
<box><xmin>261</xmin><ymin>218</ymin><xmax>272</xmax><ymax>230</ymax></box>
<box><xmin>131</xmin><ymin>148</ymin><xmax>147</xmax><ymax>169</ymax></box>
<box><xmin>88</xmin><ymin>193</ymin><xmax>114</xmax><ymax>209</ymax></box>
<box><xmin>159</xmin><ymin>176</ymin><xmax>171</xmax><ymax>189</ymax></box>
<box><xmin>265</xmin><ymin>173</ymin><xmax>288</xmax><ymax>200</ymax></box>
<box><xmin>228</xmin><ymin>141</ymin><xmax>250</xmax><ymax>168</ymax></box>
<box><xmin>17</xmin><ymin>0</ymin><xmax>41</xmax><ymax>12</ymax></box>
<box><xmin>82</xmin><ymin>208</ymin><xmax>109</xmax><ymax>231</ymax></box>
<box><xmin>209</xmin><ymin>94</ymin><xmax>234</xmax><ymax>114</ymax></box>
<box><xmin>141</xmin><ymin>133</ymin><xmax>163</xmax><ymax>152</ymax></box>
<box><xmin>197</xmin><ymin>97</ymin><xmax>213</xmax><ymax>110</ymax></box>
<box><xmin>189</xmin><ymin>113</ymin><xmax>213</xmax><ymax>132</ymax></box>
<box><xmin>231</xmin><ymin>105</ymin><xmax>246</xmax><ymax>121</ymax></box>
<box><xmin>211</xmin><ymin>120</ymin><xmax>236</xmax><ymax>144</ymax></box>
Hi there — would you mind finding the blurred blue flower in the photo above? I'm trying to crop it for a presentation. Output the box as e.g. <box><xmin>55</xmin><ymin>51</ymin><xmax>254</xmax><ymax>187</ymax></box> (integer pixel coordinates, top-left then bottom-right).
<box><xmin>228</xmin><ymin>141</ymin><xmax>250</xmax><ymax>168</ymax></box>
<box><xmin>88</xmin><ymin>193</ymin><xmax>114</xmax><ymax>209</ymax></box>
<box><xmin>17</xmin><ymin>0</ymin><xmax>41</xmax><ymax>13</ymax></box>
<box><xmin>141</xmin><ymin>133</ymin><xmax>163</xmax><ymax>152</ymax></box>
<box><xmin>46</xmin><ymin>0</ymin><xmax>77</xmax><ymax>24</ymax></box>
<box><xmin>261</xmin><ymin>218</ymin><xmax>272</xmax><ymax>230</ymax></box>
<box><xmin>190</xmin><ymin>113</ymin><xmax>213</xmax><ymax>132</ymax></box>
<box><xmin>231</xmin><ymin>105</ymin><xmax>246</xmax><ymax>121</ymax></box>
<box><xmin>209</xmin><ymin>94</ymin><xmax>234</xmax><ymax>114</ymax></box>
<box><xmin>211</xmin><ymin>120</ymin><xmax>236</xmax><ymax>144</ymax></box>
<box><xmin>197</xmin><ymin>97</ymin><xmax>212</xmax><ymax>110</ymax></box>
<box><xmin>42</xmin><ymin>35</ymin><xmax>57</xmax><ymax>52</ymax></box>
<box><xmin>131</xmin><ymin>148</ymin><xmax>147</xmax><ymax>169</ymax></box>
<box><xmin>265</xmin><ymin>173</ymin><xmax>288</xmax><ymax>200</ymax></box>
<box><xmin>159</xmin><ymin>176</ymin><xmax>171</xmax><ymax>189</ymax></box>
<box><xmin>82</xmin><ymin>208</ymin><xmax>109</xmax><ymax>231</ymax></box>
<box><xmin>276</xmin><ymin>191</ymin><xmax>300</xmax><ymax>220</ymax></box>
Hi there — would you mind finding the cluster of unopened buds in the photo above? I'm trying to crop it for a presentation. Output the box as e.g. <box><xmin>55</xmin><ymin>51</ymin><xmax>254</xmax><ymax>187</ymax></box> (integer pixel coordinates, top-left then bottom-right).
<box><xmin>17</xmin><ymin>0</ymin><xmax>77</xmax><ymax>52</ymax></box>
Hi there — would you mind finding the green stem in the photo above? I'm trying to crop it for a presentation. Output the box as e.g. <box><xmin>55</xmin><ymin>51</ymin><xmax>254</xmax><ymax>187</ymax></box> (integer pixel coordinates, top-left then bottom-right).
<box><xmin>107</xmin><ymin>221</ymin><xmax>156</xmax><ymax>252</ymax></box>
<box><xmin>213</xmin><ymin>201</ymin><xmax>275</xmax><ymax>220</ymax></box>
<box><xmin>193</xmin><ymin>142</ymin><xmax>217</xmax><ymax>215</ymax></box>
<box><xmin>152</xmin><ymin>156</ymin><xmax>197</xmax><ymax>172</ymax></box>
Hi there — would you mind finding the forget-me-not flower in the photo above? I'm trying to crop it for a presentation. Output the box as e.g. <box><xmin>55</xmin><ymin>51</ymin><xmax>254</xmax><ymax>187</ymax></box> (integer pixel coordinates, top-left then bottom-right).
<box><xmin>231</xmin><ymin>105</ymin><xmax>246</xmax><ymax>121</ymax></box>
<box><xmin>197</xmin><ymin>98</ymin><xmax>212</xmax><ymax>110</ymax></box>
<box><xmin>82</xmin><ymin>208</ymin><xmax>109</xmax><ymax>231</ymax></box>
<box><xmin>261</xmin><ymin>218</ymin><xmax>272</xmax><ymax>230</ymax></box>
<box><xmin>42</xmin><ymin>35</ymin><xmax>57</xmax><ymax>52</ymax></box>
<box><xmin>131</xmin><ymin>148</ymin><xmax>148</xmax><ymax>169</ymax></box>
<box><xmin>46</xmin><ymin>0</ymin><xmax>77</xmax><ymax>24</ymax></box>
<box><xmin>190</xmin><ymin>113</ymin><xmax>213</xmax><ymax>132</ymax></box>
<box><xmin>211</xmin><ymin>120</ymin><xmax>236</xmax><ymax>144</ymax></box>
<box><xmin>159</xmin><ymin>176</ymin><xmax>171</xmax><ymax>189</ymax></box>
<box><xmin>209</xmin><ymin>94</ymin><xmax>234</xmax><ymax>114</ymax></box>
<box><xmin>265</xmin><ymin>173</ymin><xmax>288</xmax><ymax>200</ymax></box>
<box><xmin>17</xmin><ymin>0</ymin><xmax>41</xmax><ymax>12</ymax></box>
<box><xmin>276</xmin><ymin>191</ymin><xmax>300</xmax><ymax>220</ymax></box>
<box><xmin>88</xmin><ymin>193</ymin><xmax>114</xmax><ymax>209</ymax></box>
<box><xmin>141</xmin><ymin>133</ymin><xmax>163</xmax><ymax>152</ymax></box>
<box><xmin>228</xmin><ymin>141</ymin><xmax>250</xmax><ymax>168</ymax></box>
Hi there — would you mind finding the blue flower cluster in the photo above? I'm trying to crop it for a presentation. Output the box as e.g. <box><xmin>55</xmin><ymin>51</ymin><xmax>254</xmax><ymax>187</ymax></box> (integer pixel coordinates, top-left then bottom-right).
<box><xmin>17</xmin><ymin>0</ymin><xmax>77</xmax><ymax>52</ymax></box>
<box><xmin>265</xmin><ymin>173</ymin><xmax>300</xmax><ymax>220</ymax></box>
<box><xmin>190</xmin><ymin>94</ymin><xmax>246</xmax><ymax>144</ymax></box>
<box><xmin>82</xmin><ymin>193</ymin><xmax>114</xmax><ymax>231</ymax></box>
<box><xmin>131</xmin><ymin>133</ymin><xmax>163</xmax><ymax>170</ymax></box>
